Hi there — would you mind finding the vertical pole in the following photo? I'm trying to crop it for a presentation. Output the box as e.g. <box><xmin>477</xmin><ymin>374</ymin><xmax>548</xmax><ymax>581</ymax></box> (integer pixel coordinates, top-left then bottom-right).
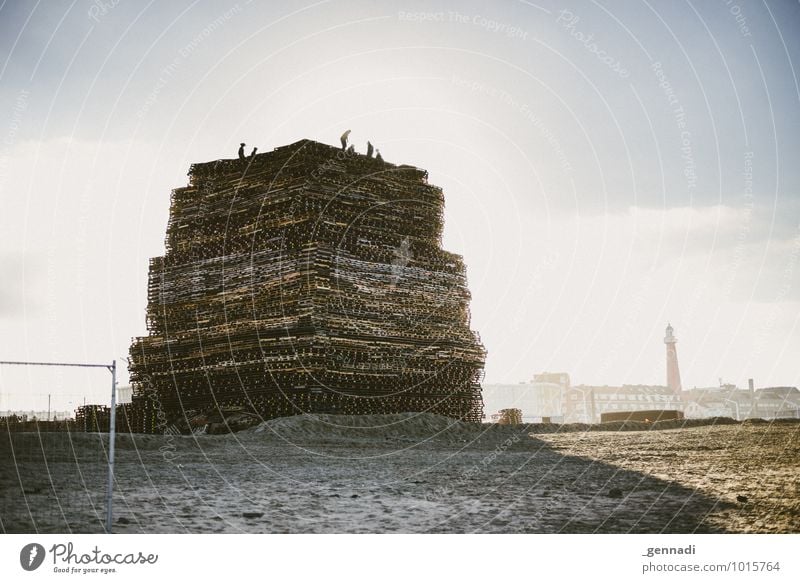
<box><xmin>105</xmin><ymin>360</ymin><xmax>117</xmax><ymax>533</ymax></box>
<box><xmin>48</xmin><ymin>394</ymin><xmax>51</xmax><ymax>422</ymax></box>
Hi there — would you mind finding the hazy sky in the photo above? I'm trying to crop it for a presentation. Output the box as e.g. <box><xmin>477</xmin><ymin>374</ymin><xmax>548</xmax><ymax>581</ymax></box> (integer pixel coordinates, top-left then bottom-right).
<box><xmin>1</xmin><ymin>0</ymin><xmax>798</xmax><ymax>411</ymax></box>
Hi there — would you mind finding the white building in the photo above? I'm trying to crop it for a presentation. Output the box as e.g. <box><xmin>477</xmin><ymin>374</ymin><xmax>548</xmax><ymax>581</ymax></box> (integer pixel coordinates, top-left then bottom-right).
<box><xmin>482</xmin><ymin>372</ymin><xmax>568</xmax><ymax>422</ymax></box>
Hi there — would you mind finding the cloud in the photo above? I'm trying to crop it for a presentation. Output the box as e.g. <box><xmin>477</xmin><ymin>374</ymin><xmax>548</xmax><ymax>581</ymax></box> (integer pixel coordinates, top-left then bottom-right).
<box><xmin>462</xmin><ymin>201</ymin><xmax>800</xmax><ymax>386</ymax></box>
<box><xmin>620</xmin><ymin>204</ymin><xmax>800</xmax><ymax>302</ymax></box>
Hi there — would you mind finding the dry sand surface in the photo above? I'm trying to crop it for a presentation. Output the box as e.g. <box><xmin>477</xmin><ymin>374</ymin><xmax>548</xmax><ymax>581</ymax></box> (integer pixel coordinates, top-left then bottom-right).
<box><xmin>1</xmin><ymin>414</ymin><xmax>798</xmax><ymax>533</ymax></box>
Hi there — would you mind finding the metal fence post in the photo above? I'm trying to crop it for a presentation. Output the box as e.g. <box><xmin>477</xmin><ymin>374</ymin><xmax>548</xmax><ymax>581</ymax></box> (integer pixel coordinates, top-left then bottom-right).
<box><xmin>105</xmin><ymin>360</ymin><xmax>117</xmax><ymax>533</ymax></box>
<box><xmin>0</xmin><ymin>359</ymin><xmax>117</xmax><ymax>533</ymax></box>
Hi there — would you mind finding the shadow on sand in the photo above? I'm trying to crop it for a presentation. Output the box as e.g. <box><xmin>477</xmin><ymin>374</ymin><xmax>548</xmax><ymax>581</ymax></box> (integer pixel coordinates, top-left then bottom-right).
<box><xmin>1</xmin><ymin>417</ymin><xmax>743</xmax><ymax>534</ymax></box>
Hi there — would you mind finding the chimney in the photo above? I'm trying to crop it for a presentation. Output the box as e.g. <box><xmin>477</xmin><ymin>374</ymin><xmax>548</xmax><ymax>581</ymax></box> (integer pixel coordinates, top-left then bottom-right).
<box><xmin>748</xmin><ymin>378</ymin><xmax>754</xmax><ymax>393</ymax></box>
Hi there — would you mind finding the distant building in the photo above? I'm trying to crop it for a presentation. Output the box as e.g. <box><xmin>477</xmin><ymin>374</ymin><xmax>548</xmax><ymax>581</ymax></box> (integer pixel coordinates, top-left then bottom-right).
<box><xmin>483</xmin><ymin>321</ymin><xmax>799</xmax><ymax>424</ymax></box>
<box><xmin>682</xmin><ymin>387</ymin><xmax>735</xmax><ymax>419</ymax></box>
<box><xmin>486</xmin><ymin>378</ymin><xmax>800</xmax><ymax>424</ymax></box>
<box><xmin>117</xmin><ymin>385</ymin><xmax>133</xmax><ymax>404</ymax></box>
<box><xmin>0</xmin><ymin>410</ymin><xmax>73</xmax><ymax>421</ymax></box>
<box><xmin>483</xmin><ymin>372</ymin><xmax>569</xmax><ymax>423</ymax></box>
<box><xmin>531</xmin><ymin>372</ymin><xmax>569</xmax><ymax>420</ymax></box>
<box><xmin>533</xmin><ymin>372</ymin><xmax>571</xmax><ymax>386</ymax></box>
<box><xmin>561</xmin><ymin>324</ymin><xmax>686</xmax><ymax>423</ymax></box>
<box><xmin>752</xmin><ymin>386</ymin><xmax>800</xmax><ymax>419</ymax></box>
<box><xmin>564</xmin><ymin>385</ymin><xmax>681</xmax><ymax>424</ymax></box>
<box><xmin>682</xmin><ymin>385</ymin><xmax>800</xmax><ymax>420</ymax></box>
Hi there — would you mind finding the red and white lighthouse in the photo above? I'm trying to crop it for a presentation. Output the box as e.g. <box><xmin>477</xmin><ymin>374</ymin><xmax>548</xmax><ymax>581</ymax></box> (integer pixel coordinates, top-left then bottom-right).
<box><xmin>664</xmin><ymin>323</ymin><xmax>683</xmax><ymax>396</ymax></box>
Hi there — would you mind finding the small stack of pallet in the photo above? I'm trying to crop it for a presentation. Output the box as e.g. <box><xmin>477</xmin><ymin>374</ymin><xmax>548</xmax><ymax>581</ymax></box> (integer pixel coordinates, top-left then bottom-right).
<box><xmin>127</xmin><ymin>139</ymin><xmax>486</xmax><ymax>431</ymax></box>
<box><xmin>75</xmin><ymin>404</ymin><xmax>110</xmax><ymax>433</ymax></box>
<box><xmin>496</xmin><ymin>408</ymin><xmax>523</xmax><ymax>426</ymax></box>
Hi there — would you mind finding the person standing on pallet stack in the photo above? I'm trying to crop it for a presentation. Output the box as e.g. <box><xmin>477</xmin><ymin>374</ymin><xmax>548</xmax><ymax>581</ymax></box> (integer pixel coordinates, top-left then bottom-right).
<box><xmin>238</xmin><ymin>142</ymin><xmax>246</xmax><ymax>161</ymax></box>
<box><xmin>366</xmin><ymin>141</ymin><xmax>374</xmax><ymax>158</ymax></box>
<box><xmin>340</xmin><ymin>129</ymin><xmax>351</xmax><ymax>150</ymax></box>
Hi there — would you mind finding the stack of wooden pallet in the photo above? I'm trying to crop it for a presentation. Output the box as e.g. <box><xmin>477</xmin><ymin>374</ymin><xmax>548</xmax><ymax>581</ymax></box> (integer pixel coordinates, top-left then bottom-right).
<box><xmin>496</xmin><ymin>408</ymin><xmax>523</xmax><ymax>425</ymax></box>
<box><xmin>75</xmin><ymin>404</ymin><xmax>110</xmax><ymax>432</ymax></box>
<box><xmin>127</xmin><ymin>139</ymin><xmax>485</xmax><ymax>430</ymax></box>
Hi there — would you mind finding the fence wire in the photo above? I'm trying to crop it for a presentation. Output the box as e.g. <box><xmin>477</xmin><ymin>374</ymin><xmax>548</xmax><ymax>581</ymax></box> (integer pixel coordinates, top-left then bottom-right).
<box><xmin>0</xmin><ymin>361</ymin><xmax>116</xmax><ymax>534</ymax></box>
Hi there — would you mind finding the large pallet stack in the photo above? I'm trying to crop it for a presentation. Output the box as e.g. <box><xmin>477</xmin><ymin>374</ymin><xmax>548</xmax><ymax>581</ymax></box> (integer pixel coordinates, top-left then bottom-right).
<box><xmin>128</xmin><ymin>139</ymin><xmax>485</xmax><ymax>430</ymax></box>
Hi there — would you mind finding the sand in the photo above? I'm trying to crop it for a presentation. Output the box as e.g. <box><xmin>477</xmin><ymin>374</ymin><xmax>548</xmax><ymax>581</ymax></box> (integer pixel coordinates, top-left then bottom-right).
<box><xmin>1</xmin><ymin>414</ymin><xmax>798</xmax><ymax>533</ymax></box>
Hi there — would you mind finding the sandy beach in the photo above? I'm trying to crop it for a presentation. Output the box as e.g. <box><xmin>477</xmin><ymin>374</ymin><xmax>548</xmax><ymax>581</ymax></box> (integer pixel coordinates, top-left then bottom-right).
<box><xmin>2</xmin><ymin>414</ymin><xmax>798</xmax><ymax>533</ymax></box>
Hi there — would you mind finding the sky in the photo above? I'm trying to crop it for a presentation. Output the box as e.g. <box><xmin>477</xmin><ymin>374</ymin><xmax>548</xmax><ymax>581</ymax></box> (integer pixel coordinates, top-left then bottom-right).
<box><xmin>0</xmin><ymin>0</ymin><xmax>798</xmax><ymax>412</ymax></box>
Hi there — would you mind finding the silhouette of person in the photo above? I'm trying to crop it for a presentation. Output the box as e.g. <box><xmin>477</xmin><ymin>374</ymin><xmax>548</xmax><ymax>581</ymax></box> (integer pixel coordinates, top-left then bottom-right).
<box><xmin>346</xmin><ymin>144</ymin><xmax>355</xmax><ymax>155</ymax></box>
<box><xmin>366</xmin><ymin>141</ymin><xmax>374</xmax><ymax>158</ymax></box>
<box><xmin>340</xmin><ymin>130</ymin><xmax>351</xmax><ymax>150</ymax></box>
<box><xmin>375</xmin><ymin>149</ymin><xmax>383</xmax><ymax>163</ymax></box>
<box><xmin>238</xmin><ymin>143</ymin><xmax>246</xmax><ymax>161</ymax></box>
<box><xmin>250</xmin><ymin>147</ymin><xmax>258</xmax><ymax>158</ymax></box>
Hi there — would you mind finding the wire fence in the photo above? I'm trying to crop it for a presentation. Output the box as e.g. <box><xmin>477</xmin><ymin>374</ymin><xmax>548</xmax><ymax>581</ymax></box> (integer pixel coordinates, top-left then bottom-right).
<box><xmin>0</xmin><ymin>360</ymin><xmax>117</xmax><ymax>534</ymax></box>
